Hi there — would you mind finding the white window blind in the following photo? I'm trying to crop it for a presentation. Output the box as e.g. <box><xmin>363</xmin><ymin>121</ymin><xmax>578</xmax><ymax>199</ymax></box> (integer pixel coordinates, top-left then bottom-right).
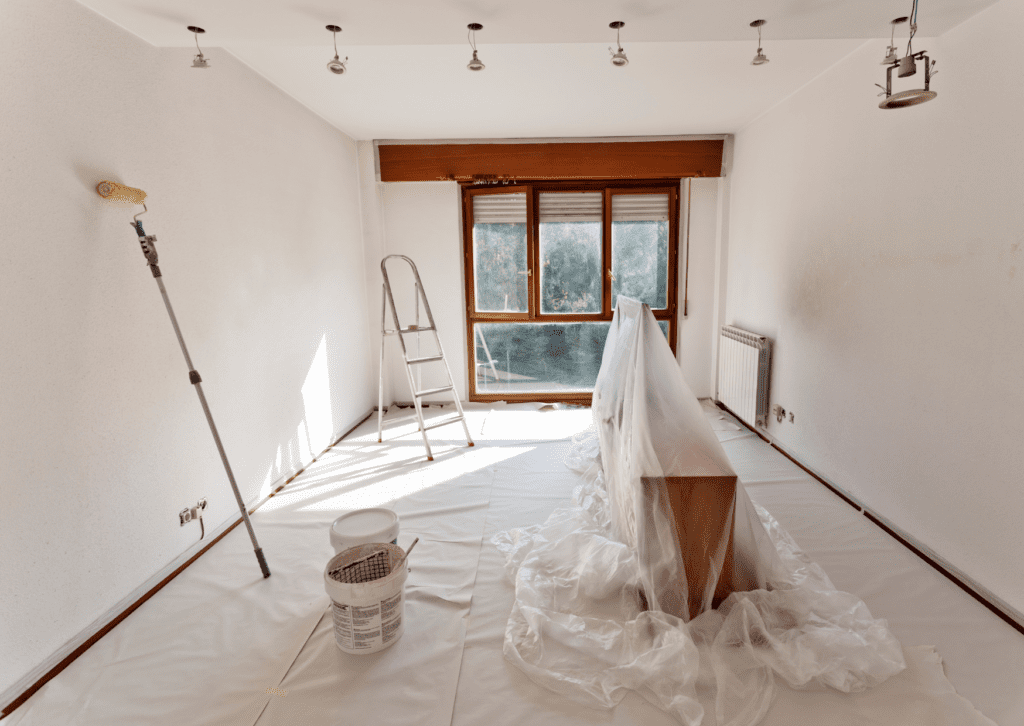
<box><xmin>611</xmin><ymin>193</ymin><xmax>669</xmax><ymax>222</ymax></box>
<box><xmin>473</xmin><ymin>193</ymin><xmax>527</xmax><ymax>224</ymax></box>
<box><xmin>474</xmin><ymin>191</ymin><xmax>669</xmax><ymax>223</ymax></box>
<box><xmin>539</xmin><ymin>192</ymin><xmax>602</xmax><ymax>223</ymax></box>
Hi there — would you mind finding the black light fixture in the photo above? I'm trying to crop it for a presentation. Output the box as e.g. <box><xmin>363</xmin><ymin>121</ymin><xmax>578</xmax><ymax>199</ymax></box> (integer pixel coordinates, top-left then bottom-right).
<box><xmin>750</xmin><ymin>20</ymin><xmax>769</xmax><ymax>65</ymax></box>
<box><xmin>467</xmin><ymin>23</ymin><xmax>485</xmax><ymax>71</ymax></box>
<box><xmin>326</xmin><ymin>25</ymin><xmax>348</xmax><ymax>75</ymax></box>
<box><xmin>609</xmin><ymin>21</ymin><xmax>628</xmax><ymax>67</ymax></box>
<box><xmin>188</xmin><ymin>26</ymin><xmax>210</xmax><ymax>68</ymax></box>
<box><xmin>877</xmin><ymin>0</ymin><xmax>938</xmax><ymax>109</ymax></box>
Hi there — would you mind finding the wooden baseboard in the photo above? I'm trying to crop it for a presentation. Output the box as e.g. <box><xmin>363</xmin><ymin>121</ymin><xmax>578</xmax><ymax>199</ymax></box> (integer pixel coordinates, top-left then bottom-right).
<box><xmin>712</xmin><ymin>399</ymin><xmax>1024</xmax><ymax>638</ymax></box>
<box><xmin>0</xmin><ymin>515</ymin><xmax>243</xmax><ymax>718</ymax></box>
<box><xmin>0</xmin><ymin>408</ymin><xmax>375</xmax><ymax>719</ymax></box>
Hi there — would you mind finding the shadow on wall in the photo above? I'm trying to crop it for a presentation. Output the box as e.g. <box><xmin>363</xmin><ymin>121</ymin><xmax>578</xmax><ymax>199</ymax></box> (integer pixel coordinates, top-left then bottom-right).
<box><xmin>258</xmin><ymin>333</ymin><xmax>335</xmax><ymax>500</ymax></box>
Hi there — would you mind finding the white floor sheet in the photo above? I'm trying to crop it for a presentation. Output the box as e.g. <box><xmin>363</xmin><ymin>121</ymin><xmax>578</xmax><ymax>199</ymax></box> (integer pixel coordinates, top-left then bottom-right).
<box><xmin>6</xmin><ymin>403</ymin><xmax>1022</xmax><ymax>725</ymax></box>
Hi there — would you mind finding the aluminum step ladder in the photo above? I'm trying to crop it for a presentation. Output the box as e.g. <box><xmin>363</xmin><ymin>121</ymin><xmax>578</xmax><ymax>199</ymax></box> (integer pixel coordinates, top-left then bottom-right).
<box><xmin>378</xmin><ymin>255</ymin><xmax>474</xmax><ymax>460</ymax></box>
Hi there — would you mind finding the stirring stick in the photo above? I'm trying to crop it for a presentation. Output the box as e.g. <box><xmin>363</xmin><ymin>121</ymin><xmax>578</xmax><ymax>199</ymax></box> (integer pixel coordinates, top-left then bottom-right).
<box><xmin>394</xmin><ymin>537</ymin><xmax>419</xmax><ymax>570</ymax></box>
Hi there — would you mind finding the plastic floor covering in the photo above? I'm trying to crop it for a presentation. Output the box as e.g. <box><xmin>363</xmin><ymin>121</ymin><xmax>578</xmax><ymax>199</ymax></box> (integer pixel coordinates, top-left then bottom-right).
<box><xmin>5</xmin><ymin>403</ymin><xmax>1023</xmax><ymax>725</ymax></box>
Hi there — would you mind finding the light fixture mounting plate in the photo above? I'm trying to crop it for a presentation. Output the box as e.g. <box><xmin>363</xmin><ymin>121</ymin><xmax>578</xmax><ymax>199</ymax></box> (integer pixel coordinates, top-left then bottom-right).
<box><xmin>326</xmin><ymin>24</ymin><xmax>341</xmax><ymax>33</ymax></box>
<box><xmin>750</xmin><ymin>19</ymin><xmax>766</xmax><ymax>28</ymax></box>
<box><xmin>468</xmin><ymin>23</ymin><xmax>483</xmax><ymax>31</ymax></box>
<box><xmin>187</xmin><ymin>26</ymin><xmax>205</xmax><ymax>34</ymax></box>
<box><xmin>879</xmin><ymin>89</ymin><xmax>937</xmax><ymax>109</ymax></box>
<box><xmin>609</xmin><ymin>21</ymin><xmax>625</xmax><ymax>29</ymax></box>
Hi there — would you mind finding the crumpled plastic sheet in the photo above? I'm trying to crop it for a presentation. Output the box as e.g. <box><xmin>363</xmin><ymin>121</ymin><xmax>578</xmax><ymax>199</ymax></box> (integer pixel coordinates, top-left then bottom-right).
<box><xmin>492</xmin><ymin>298</ymin><xmax>906</xmax><ymax>726</ymax></box>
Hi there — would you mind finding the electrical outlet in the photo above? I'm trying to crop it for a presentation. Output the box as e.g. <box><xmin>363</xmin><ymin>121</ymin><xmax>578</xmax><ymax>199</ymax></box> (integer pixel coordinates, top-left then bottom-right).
<box><xmin>179</xmin><ymin>499</ymin><xmax>207</xmax><ymax>526</ymax></box>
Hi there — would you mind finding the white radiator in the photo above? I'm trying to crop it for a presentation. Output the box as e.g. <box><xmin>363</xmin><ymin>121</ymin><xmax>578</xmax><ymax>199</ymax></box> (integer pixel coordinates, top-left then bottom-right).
<box><xmin>717</xmin><ymin>326</ymin><xmax>772</xmax><ymax>429</ymax></box>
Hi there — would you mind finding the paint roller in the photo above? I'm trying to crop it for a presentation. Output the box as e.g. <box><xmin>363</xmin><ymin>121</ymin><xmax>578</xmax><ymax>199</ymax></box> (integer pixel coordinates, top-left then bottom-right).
<box><xmin>96</xmin><ymin>180</ymin><xmax>271</xmax><ymax>579</ymax></box>
<box><xmin>96</xmin><ymin>180</ymin><xmax>147</xmax><ymax>205</ymax></box>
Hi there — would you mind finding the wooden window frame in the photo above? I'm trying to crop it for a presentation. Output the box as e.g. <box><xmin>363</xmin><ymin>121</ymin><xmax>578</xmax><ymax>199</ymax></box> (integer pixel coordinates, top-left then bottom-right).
<box><xmin>462</xmin><ymin>179</ymin><xmax>682</xmax><ymax>404</ymax></box>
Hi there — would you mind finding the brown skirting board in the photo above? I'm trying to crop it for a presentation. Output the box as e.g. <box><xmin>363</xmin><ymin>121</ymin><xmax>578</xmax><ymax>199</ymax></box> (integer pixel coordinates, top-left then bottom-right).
<box><xmin>714</xmin><ymin>400</ymin><xmax>1024</xmax><ymax>638</ymax></box>
<box><xmin>1</xmin><ymin>409</ymin><xmax>375</xmax><ymax>719</ymax></box>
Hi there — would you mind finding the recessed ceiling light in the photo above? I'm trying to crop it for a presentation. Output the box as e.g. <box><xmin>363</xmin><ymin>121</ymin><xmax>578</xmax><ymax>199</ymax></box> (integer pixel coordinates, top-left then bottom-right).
<box><xmin>750</xmin><ymin>20</ymin><xmax>769</xmax><ymax>66</ymax></box>
<box><xmin>188</xmin><ymin>26</ymin><xmax>210</xmax><ymax>68</ymax></box>
<box><xmin>326</xmin><ymin>25</ymin><xmax>348</xmax><ymax>75</ymax></box>
<box><xmin>877</xmin><ymin>0</ymin><xmax>938</xmax><ymax>109</ymax></box>
<box><xmin>881</xmin><ymin>17</ymin><xmax>908</xmax><ymax>65</ymax></box>
<box><xmin>609</xmin><ymin>21</ymin><xmax>628</xmax><ymax>67</ymax></box>
<box><xmin>467</xmin><ymin>23</ymin><xmax>485</xmax><ymax>71</ymax></box>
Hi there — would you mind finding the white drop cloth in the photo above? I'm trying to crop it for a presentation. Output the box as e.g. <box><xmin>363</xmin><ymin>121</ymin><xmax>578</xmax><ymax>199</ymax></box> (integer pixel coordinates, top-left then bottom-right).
<box><xmin>5</xmin><ymin>404</ymin><xmax>1018</xmax><ymax>726</ymax></box>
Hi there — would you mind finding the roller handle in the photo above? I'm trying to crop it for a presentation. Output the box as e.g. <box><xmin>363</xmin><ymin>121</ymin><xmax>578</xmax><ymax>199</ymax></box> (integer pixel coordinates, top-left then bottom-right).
<box><xmin>132</xmin><ymin>220</ymin><xmax>161</xmax><ymax>277</ymax></box>
<box><xmin>255</xmin><ymin>548</ymin><xmax>271</xmax><ymax>578</ymax></box>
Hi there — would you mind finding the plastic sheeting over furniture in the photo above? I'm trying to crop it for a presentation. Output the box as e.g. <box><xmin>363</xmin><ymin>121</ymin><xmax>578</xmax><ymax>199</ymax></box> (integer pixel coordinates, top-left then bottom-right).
<box><xmin>494</xmin><ymin>298</ymin><xmax>907</xmax><ymax>726</ymax></box>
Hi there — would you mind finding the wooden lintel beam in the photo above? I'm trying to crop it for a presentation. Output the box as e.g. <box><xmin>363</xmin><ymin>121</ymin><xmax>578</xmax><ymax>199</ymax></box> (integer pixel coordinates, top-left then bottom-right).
<box><xmin>378</xmin><ymin>140</ymin><xmax>724</xmax><ymax>182</ymax></box>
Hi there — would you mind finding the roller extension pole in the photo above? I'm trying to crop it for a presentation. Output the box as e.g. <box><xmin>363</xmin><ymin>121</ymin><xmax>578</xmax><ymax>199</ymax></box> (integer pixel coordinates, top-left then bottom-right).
<box><xmin>131</xmin><ymin>216</ymin><xmax>270</xmax><ymax>578</ymax></box>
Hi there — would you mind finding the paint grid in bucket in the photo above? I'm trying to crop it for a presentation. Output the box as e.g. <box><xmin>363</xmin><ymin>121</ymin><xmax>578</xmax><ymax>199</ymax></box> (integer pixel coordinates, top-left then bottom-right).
<box><xmin>328</xmin><ymin>548</ymin><xmax>391</xmax><ymax>584</ymax></box>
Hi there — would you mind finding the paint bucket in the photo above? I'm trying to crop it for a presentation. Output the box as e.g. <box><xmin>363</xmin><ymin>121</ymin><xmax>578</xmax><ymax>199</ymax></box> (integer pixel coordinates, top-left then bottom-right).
<box><xmin>330</xmin><ymin>508</ymin><xmax>400</xmax><ymax>554</ymax></box>
<box><xmin>324</xmin><ymin>543</ymin><xmax>408</xmax><ymax>654</ymax></box>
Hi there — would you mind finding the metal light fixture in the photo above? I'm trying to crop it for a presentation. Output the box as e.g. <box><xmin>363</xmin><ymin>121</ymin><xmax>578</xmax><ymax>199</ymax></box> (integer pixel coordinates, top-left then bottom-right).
<box><xmin>188</xmin><ymin>26</ymin><xmax>210</xmax><ymax>68</ymax></box>
<box><xmin>467</xmin><ymin>23</ymin><xmax>485</xmax><ymax>71</ymax></box>
<box><xmin>877</xmin><ymin>0</ymin><xmax>938</xmax><ymax>109</ymax></box>
<box><xmin>881</xmin><ymin>17</ymin><xmax>908</xmax><ymax>64</ymax></box>
<box><xmin>326</xmin><ymin>25</ymin><xmax>348</xmax><ymax>75</ymax></box>
<box><xmin>609</xmin><ymin>21</ymin><xmax>628</xmax><ymax>67</ymax></box>
<box><xmin>750</xmin><ymin>20</ymin><xmax>769</xmax><ymax>65</ymax></box>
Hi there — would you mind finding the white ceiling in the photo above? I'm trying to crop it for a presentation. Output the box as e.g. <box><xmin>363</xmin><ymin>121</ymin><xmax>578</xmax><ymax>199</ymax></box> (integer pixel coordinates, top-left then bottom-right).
<box><xmin>78</xmin><ymin>0</ymin><xmax>995</xmax><ymax>139</ymax></box>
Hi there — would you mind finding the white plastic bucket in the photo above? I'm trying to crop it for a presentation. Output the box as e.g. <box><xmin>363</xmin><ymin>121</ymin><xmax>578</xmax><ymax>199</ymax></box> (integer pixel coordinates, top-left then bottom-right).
<box><xmin>330</xmin><ymin>508</ymin><xmax>400</xmax><ymax>554</ymax></box>
<box><xmin>324</xmin><ymin>543</ymin><xmax>408</xmax><ymax>654</ymax></box>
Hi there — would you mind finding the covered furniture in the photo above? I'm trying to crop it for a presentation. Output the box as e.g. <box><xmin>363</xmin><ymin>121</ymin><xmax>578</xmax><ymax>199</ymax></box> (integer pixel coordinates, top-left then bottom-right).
<box><xmin>595</xmin><ymin>297</ymin><xmax>781</xmax><ymax>620</ymax></box>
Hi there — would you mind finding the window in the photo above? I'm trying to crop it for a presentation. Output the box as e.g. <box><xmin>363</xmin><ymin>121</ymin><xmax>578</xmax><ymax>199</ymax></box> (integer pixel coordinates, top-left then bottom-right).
<box><xmin>463</xmin><ymin>181</ymin><xmax>681</xmax><ymax>403</ymax></box>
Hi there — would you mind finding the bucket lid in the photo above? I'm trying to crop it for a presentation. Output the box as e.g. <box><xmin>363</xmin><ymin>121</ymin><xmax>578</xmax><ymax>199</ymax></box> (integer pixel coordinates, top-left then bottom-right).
<box><xmin>331</xmin><ymin>508</ymin><xmax>399</xmax><ymax>545</ymax></box>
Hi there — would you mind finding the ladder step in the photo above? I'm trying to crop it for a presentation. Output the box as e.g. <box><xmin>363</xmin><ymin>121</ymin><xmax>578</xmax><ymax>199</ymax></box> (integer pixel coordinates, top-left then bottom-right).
<box><xmin>384</xmin><ymin>412</ymin><xmax>422</xmax><ymax>424</ymax></box>
<box><xmin>382</xmin><ymin>326</ymin><xmax>436</xmax><ymax>336</ymax></box>
<box><xmin>421</xmin><ymin>415</ymin><xmax>465</xmax><ymax>432</ymax></box>
<box><xmin>414</xmin><ymin>385</ymin><xmax>454</xmax><ymax>398</ymax></box>
<box><xmin>407</xmin><ymin>355</ymin><xmax>444</xmax><ymax>365</ymax></box>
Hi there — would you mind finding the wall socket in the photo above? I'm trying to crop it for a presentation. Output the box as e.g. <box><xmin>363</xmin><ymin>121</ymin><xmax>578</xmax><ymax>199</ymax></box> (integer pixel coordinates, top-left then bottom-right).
<box><xmin>772</xmin><ymin>405</ymin><xmax>795</xmax><ymax>424</ymax></box>
<box><xmin>179</xmin><ymin>498</ymin><xmax>207</xmax><ymax>526</ymax></box>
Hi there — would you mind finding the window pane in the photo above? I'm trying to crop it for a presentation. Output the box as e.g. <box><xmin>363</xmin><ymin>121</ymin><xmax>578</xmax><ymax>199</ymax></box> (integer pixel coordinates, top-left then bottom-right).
<box><xmin>539</xmin><ymin>192</ymin><xmax>602</xmax><ymax>314</ymax></box>
<box><xmin>473</xmin><ymin>194</ymin><xmax>527</xmax><ymax>313</ymax></box>
<box><xmin>611</xmin><ymin>193</ymin><xmax>669</xmax><ymax>310</ymax></box>
<box><xmin>474</xmin><ymin>321</ymin><xmax>669</xmax><ymax>395</ymax></box>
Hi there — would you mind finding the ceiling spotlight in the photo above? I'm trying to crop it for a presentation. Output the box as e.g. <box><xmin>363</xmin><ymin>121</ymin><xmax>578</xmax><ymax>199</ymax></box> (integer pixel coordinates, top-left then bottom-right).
<box><xmin>750</xmin><ymin>20</ymin><xmax>769</xmax><ymax>65</ymax></box>
<box><xmin>876</xmin><ymin>0</ymin><xmax>938</xmax><ymax>109</ymax></box>
<box><xmin>188</xmin><ymin>26</ymin><xmax>209</xmax><ymax>68</ymax></box>
<box><xmin>467</xmin><ymin>23</ymin><xmax>485</xmax><ymax>71</ymax></box>
<box><xmin>326</xmin><ymin>25</ymin><xmax>348</xmax><ymax>75</ymax></box>
<box><xmin>609</xmin><ymin>21</ymin><xmax>628</xmax><ymax>67</ymax></box>
<box><xmin>881</xmin><ymin>17</ymin><xmax>908</xmax><ymax>65</ymax></box>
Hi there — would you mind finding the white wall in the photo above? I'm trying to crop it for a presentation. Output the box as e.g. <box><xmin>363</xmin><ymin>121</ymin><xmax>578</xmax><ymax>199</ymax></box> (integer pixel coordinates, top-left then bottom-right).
<box><xmin>0</xmin><ymin>0</ymin><xmax>373</xmax><ymax>695</ymax></box>
<box><xmin>361</xmin><ymin>165</ymin><xmax>722</xmax><ymax>405</ymax></box>
<box><xmin>376</xmin><ymin>180</ymin><xmax>468</xmax><ymax>405</ymax></box>
<box><xmin>727</xmin><ymin>0</ymin><xmax>1024</xmax><ymax>612</ymax></box>
<box><xmin>678</xmin><ymin>177</ymin><xmax>721</xmax><ymax>398</ymax></box>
